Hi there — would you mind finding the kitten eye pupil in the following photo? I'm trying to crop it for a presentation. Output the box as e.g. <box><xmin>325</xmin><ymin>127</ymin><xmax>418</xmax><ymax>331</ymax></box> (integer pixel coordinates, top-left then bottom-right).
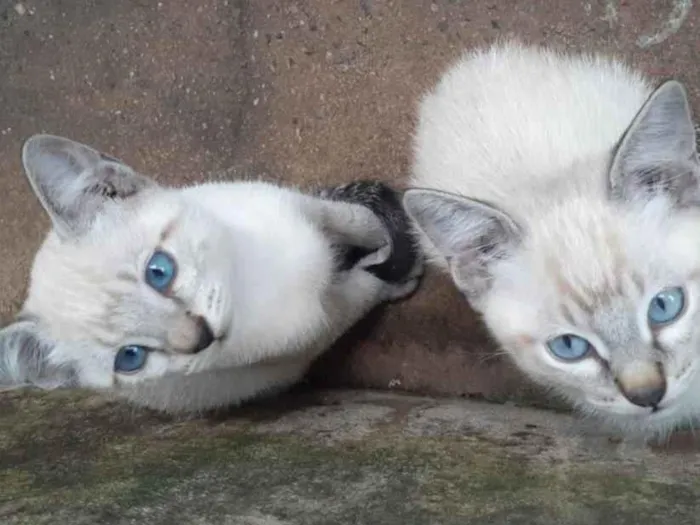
<box><xmin>145</xmin><ymin>250</ymin><xmax>177</xmax><ymax>293</ymax></box>
<box><xmin>647</xmin><ymin>287</ymin><xmax>684</xmax><ymax>327</ymax></box>
<box><xmin>547</xmin><ymin>334</ymin><xmax>590</xmax><ymax>361</ymax></box>
<box><xmin>114</xmin><ymin>345</ymin><xmax>149</xmax><ymax>373</ymax></box>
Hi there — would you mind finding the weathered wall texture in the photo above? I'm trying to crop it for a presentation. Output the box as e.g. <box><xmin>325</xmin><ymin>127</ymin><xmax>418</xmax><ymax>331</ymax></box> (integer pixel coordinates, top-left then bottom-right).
<box><xmin>1</xmin><ymin>0</ymin><xmax>697</xmax><ymax>401</ymax></box>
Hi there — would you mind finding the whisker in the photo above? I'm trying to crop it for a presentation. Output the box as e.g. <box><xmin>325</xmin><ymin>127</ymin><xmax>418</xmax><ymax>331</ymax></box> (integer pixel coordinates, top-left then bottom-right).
<box><xmin>478</xmin><ymin>348</ymin><xmax>510</xmax><ymax>363</ymax></box>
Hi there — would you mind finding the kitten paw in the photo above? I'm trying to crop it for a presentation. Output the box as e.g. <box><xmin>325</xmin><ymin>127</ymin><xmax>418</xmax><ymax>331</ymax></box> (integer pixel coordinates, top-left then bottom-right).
<box><xmin>369</xmin><ymin>250</ymin><xmax>424</xmax><ymax>302</ymax></box>
<box><xmin>380</xmin><ymin>272</ymin><xmax>423</xmax><ymax>302</ymax></box>
<box><xmin>321</xmin><ymin>180</ymin><xmax>423</xmax><ymax>285</ymax></box>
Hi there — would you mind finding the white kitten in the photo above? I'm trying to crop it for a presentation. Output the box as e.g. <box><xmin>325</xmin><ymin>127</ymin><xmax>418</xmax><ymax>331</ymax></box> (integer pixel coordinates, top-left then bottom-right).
<box><xmin>404</xmin><ymin>41</ymin><xmax>700</xmax><ymax>438</ymax></box>
<box><xmin>0</xmin><ymin>135</ymin><xmax>422</xmax><ymax>413</ymax></box>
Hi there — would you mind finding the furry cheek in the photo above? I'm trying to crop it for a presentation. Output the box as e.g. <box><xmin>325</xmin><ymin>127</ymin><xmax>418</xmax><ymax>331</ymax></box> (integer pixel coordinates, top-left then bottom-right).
<box><xmin>654</xmin><ymin>320</ymin><xmax>698</xmax><ymax>382</ymax></box>
<box><xmin>48</xmin><ymin>343</ymin><xmax>116</xmax><ymax>389</ymax></box>
<box><xmin>482</xmin><ymin>292</ymin><xmax>539</xmax><ymax>341</ymax></box>
<box><xmin>498</xmin><ymin>336</ymin><xmax>540</xmax><ymax>372</ymax></box>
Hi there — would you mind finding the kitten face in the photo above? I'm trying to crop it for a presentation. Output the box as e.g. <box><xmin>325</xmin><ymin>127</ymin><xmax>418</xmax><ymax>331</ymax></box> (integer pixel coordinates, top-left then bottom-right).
<box><xmin>483</xmin><ymin>198</ymin><xmax>700</xmax><ymax>434</ymax></box>
<box><xmin>1</xmin><ymin>135</ymin><xmax>239</xmax><ymax>396</ymax></box>
<box><xmin>25</xmin><ymin>193</ymin><xmax>237</xmax><ymax>391</ymax></box>
<box><xmin>405</xmin><ymin>80</ymin><xmax>700</xmax><ymax>436</ymax></box>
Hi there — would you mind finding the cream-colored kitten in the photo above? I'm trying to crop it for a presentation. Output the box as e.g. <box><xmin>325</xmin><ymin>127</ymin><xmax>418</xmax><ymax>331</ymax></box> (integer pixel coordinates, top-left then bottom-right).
<box><xmin>404</xmin><ymin>41</ymin><xmax>700</xmax><ymax>438</ymax></box>
<box><xmin>0</xmin><ymin>135</ymin><xmax>422</xmax><ymax>413</ymax></box>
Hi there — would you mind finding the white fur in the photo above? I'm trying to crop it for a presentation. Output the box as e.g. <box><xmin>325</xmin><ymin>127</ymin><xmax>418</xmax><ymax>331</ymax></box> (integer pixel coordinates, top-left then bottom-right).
<box><xmin>406</xmin><ymin>41</ymin><xmax>700</xmax><ymax>438</ymax></box>
<box><xmin>1</xmin><ymin>136</ymin><xmax>420</xmax><ymax>413</ymax></box>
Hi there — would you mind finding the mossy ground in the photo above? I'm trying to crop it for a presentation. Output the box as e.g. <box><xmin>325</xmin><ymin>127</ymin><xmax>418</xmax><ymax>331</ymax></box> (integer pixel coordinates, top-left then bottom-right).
<box><xmin>2</xmin><ymin>390</ymin><xmax>700</xmax><ymax>524</ymax></box>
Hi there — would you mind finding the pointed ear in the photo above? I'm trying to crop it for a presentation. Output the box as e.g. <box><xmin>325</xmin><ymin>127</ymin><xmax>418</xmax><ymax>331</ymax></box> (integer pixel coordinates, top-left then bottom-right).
<box><xmin>0</xmin><ymin>320</ymin><xmax>76</xmax><ymax>391</ymax></box>
<box><xmin>608</xmin><ymin>80</ymin><xmax>700</xmax><ymax>206</ymax></box>
<box><xmin>22</xmin><ymin>134</ymin><xmax>157</xmax><ymax>238</ymax></box>
<box><xmin>403</xmin><ymin>188</ymin><xmax>522</xmax><ymax>300</ymax></box>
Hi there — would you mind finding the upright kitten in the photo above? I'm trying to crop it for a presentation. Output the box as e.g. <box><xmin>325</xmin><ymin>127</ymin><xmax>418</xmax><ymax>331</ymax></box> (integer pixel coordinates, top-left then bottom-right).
<box><xmin>0</xmin><ymin>135</ymin><xmax>422</xmax><ymax>413</ymax></box>
<box><xmin>403</xmin><ymin>41</ymin><xmax>700</xmax><ymax>438</ymax></box>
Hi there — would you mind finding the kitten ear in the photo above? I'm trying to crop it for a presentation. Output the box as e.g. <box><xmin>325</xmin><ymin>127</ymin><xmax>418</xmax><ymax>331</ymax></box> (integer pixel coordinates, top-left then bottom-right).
<box><xmin>403</xmin><ymin>189</ymin><xmax>521</xmax><ymax>300</ymax></box>
<box><xmin>608</xmin><ymin>80</ymin><xmax>700</xmax><ymax>206</ymax></box>
<box><xmin>22</xmin><ymin>134</ymin><xmax>157</xmax><ymax>238</ymax></box>
<box><xmin>0</xmin><ymin>320</ymin><xmax>76</xmax><ymax>391</ymax></box>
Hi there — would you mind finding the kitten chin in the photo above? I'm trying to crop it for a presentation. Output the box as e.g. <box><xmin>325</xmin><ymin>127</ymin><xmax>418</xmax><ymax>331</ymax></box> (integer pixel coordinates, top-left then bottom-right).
<box><xmin>404</xmin><ymin>39</ymin><xmax>700</xmax><ymax>438</ymax></box>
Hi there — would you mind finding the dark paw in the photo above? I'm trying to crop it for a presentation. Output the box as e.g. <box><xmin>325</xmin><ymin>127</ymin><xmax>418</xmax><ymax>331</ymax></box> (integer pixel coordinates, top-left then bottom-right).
<box><xmin>320</xmin><ymin>180</ymin><xmax>422</xmax><ymax>283</ymax></box>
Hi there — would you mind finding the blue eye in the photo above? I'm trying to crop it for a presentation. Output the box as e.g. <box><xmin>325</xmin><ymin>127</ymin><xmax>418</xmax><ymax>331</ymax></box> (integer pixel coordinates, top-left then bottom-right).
<box><xmin>145</xmin><ymin>250</ymin><xmax>177</xmax><ymax>293</ymax></box>
<box><xmin>114</xmin><ymin>345</ymin><xmax>149</xmax><ymax>373</ymax></box>
<box><xmin>547</xmin><ymin>334</ymin><xmax>591</xmax><ymax>361</ymax></box>
<box><xmin>648</xmin><ymin>287</ymin><xmax>685</xmax><ymax>326</ymax></box>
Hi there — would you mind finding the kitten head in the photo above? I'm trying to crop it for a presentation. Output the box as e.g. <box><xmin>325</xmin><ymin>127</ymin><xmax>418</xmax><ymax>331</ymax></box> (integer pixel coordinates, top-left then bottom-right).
<box><xmin>405</xmin><ymin>81</ymin><xmax>700</xmax><ymax>438</ymax></box>
<box><xmin>0</xmin><ymin>135</ymin><xmax>236</xmax><ymax>403</ymax></box>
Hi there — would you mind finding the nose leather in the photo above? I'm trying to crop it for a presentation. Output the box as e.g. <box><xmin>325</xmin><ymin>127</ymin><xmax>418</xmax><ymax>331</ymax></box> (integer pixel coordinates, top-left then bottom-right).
<box><xmin>621</xmin><ymin>383</ymin><xmax>666</xmax><ymax>408</ymax></box>
<box><xmin>616</xmin><ymin>361</ymin><xmax>667</xmax><ymax>408</ymax></box>
<box><xmin>192</xmin><ymin>317</ymin><xmax>215</xmax><ymax>353</ymax></box>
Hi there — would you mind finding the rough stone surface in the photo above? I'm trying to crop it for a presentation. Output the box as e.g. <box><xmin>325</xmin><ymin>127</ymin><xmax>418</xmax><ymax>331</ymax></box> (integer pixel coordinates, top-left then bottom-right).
<box><xmin>3</xmin><ymin>389</ymin><xmax>700</xmax><ymax>524</ymax></box>
<box><xmin>1</xmin><ymin>1</ymin><xmax>699</xmax><ymax>401</ymax></box>
<box><xmin>3</xmin><ymin>2</ymin><xmax>700</xmax><ymax>522</ymax></box>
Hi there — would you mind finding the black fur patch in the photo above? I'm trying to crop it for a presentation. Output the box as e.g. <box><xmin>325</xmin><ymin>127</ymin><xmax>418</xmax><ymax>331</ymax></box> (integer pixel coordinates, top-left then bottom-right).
<box><xmin>318</xmin><ymin>180</ymin><xmax>419</xmax><ymax>283</ymax></box>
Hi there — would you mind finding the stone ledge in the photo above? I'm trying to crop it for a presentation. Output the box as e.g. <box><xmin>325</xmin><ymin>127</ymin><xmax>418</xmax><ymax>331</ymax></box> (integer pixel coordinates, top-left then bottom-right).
<box><xmin>2</xmin><ymin>389</ymin><xmax>700</xmax><ymax>524</ymax></box>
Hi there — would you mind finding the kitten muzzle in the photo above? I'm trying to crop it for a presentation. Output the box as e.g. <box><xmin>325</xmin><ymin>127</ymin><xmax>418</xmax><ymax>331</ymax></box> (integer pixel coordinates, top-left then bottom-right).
<box><xmin>615</xmin><ymin>361</ymin><xmax>667</xmax><ymax>409</ymax></box>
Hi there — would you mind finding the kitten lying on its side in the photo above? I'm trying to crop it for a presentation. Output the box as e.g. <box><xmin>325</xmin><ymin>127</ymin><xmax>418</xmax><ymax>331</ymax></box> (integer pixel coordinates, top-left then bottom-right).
<box><xmin>0</xmin><ymin>135</ymin><xmax>422</xmax><ymax>413</ymax></box>
<box><xmin>404</xmin><ymin>41</ymin><xmax>700</xmax><ymax>438</ymax></box>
